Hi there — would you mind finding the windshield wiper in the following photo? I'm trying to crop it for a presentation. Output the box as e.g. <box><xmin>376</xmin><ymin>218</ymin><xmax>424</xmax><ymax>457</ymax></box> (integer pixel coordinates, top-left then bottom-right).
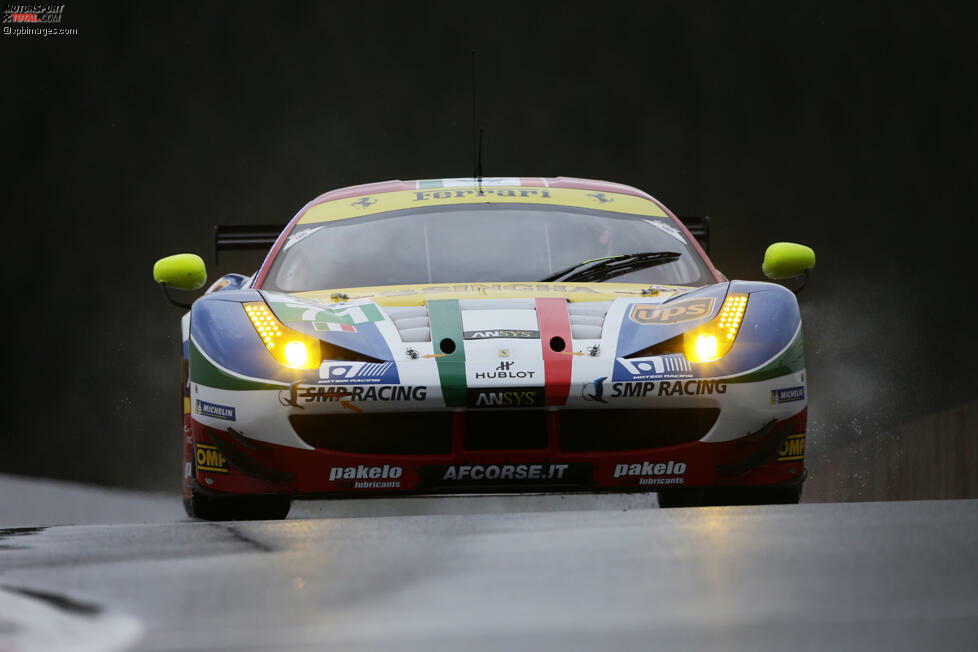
<box><xmin>540</xmin><ymin>251</ymin><xmax>682</xmax><ymax>283</ymax></box>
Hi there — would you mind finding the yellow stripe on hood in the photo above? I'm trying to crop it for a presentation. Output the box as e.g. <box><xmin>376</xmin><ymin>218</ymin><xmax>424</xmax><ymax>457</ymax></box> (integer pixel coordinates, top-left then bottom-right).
<box><xmin>293</xmin><ymin>282</ymin><xmax>691</xmax><ymax>307</ymax></box>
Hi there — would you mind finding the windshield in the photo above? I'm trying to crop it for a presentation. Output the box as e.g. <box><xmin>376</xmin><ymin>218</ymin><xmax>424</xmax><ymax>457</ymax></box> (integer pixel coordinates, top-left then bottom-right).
<box><xmin>263</xmin><ymin>204</ymin><xmax>713</xmax><ymax>292</ymax></box>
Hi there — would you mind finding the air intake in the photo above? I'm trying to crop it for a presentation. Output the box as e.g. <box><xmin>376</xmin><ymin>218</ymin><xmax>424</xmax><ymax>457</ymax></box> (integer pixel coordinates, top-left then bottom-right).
<box><xmin>384</xmin><ymin>305</ymin><xmax>431</xmax><ymax>342</ymax></box>
<box><xmin>567</xmin><ymin>301</ymin><xmax>611</xmax><ymax>339</ymax></box>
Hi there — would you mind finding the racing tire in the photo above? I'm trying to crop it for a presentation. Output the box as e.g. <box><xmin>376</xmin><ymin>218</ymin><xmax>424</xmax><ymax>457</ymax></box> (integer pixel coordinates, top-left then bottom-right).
<box><xmin>657</xmin><ymin>484</ymin><xmax>802</xmax><ymax>508</ymax></box>
<box><xmin>184</xmin><ymin>488</ymin><xmax>292</xmax><ymax>521</ymax></box>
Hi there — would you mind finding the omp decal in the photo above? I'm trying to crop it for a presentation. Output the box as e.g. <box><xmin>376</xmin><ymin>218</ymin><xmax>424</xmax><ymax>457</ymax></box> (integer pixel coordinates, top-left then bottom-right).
<box><xmin>428</xmin><ymin>299</ymin><xmax>467</xmax><ymax>407</ymax></box>
<box><xmin>777</xmin><ymin>433</ymin><xmax>806</xmax><ymax>461</ymax></box>
<box><xmin>319</xmin><ymin>361</ymin><xmax>398</xmax><ymax>385</ymax></box>
<box><xmin>613</xmin><ymin>355</ymin><xmax>693</xmax><ymax>381</ymax></box>
<box><xmin>771</xmin><ymin>386</ymin><xmax>805</xmax><ymax>404</ymax></box>
<box><xmin>536</xmin><ymin>297</ymin><xmax>573</xmax><ymax>405</ymax></box>
<box><xmin>195</xmin><ymin>443</ymin><xmax>228</xmax><ymax>473</ymax></box>
<box><xmin>194</xmin><ymin>399</ymin><xmax>236</xmax><ymax>421</ymax></box>
<box><xmin>629</xmin><ymin>297</ymin><xmax>715</xmax><ymax>325</ymax></box>
<box><xmin>463</xmin><ymin>329</ymin><xmax>540</xmax><ymax>339</ymax></box>
<box><xmin>297</xmin><ymin>187</ymin><xmax>668</xmax><ymax>225</ymax></box>
<box><xmin>467</xmin><ymin>387</ymin><xmax>544</xmax><ymax>407</ymax></box>
<box><xmin>613</xmin><ymin>460</ymin><xmax>687</xmax><ymax>486</ymax></box>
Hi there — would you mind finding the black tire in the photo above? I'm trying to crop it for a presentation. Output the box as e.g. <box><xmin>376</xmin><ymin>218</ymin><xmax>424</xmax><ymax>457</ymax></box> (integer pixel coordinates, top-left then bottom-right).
<box><xmin>657</xmin><ymin>484</ymin><xmax>802</xmax><ymax>508</ymax></box>
<box><xmin>184</xmin><ymin>487</ymin><xmax>292</xmax><ymax>521</ymax></box>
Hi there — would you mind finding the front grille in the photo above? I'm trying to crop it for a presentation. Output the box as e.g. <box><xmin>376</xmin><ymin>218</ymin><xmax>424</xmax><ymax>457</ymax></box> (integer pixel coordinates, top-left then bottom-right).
<box><xmin>464</xmin><ymin>410</ymin><xmax>548</xmax><ymax>450</ymax></box>
<box><xmin>289</xmin><ymin>412</ymin><xmax>452</xmax><ymax>455</ymax></box>
<box><xmin>559</xmin><ymin>408</ymin><xmax>719</xmax><ymax>452</ymax></box>
<box><xmin>290</xmin><ymin>407</ymin><xmax>718</xmax><ymax>456</ymax></box>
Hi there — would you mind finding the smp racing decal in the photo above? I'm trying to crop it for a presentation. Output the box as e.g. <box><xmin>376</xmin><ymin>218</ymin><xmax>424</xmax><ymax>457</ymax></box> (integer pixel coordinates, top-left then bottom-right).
<box><xmin>463</xmin><ymin>329</ymin><xmax>540</xmax><ymax>339</ymax></box>
<box><xmin>467</xmin><ymin>387</ymin><xmax>545</xmax><ymax>407</ymax></box>
<box><xmin>777</xmin><ymin>433</ymin><xmax>806</xmax><ymax>461</ymax></box>
<box><xmin>613</xmin><ymin>460</ymin><xmax>687</xmax><ymax>486</ymax></box>
<box><xmin>613</xmin><ymin>355</ymin><xmax>694</xmax><ymax>381</ymax></box>
<box><xmin>195</xmin><ymin>443</ymin><xmax>228</xmax><ymax>473</ymax></box>
<box><xmin>297</xmin><ymin>385</ymin><xmax>427</xmax><ymax>403</ymax></box>
<box><xmin>771</xmin><ymin>386</ymin><xmax>805</xmax><ymax>404</ymax></box>
<box><xmin>194</xmin><ymin>400</ymin><xmax>236</xmax><ymax>421</ymax></box>
<box><xmin>329</xmin><ymin>465</ymin><xmax>403</xmax><ymax>489</ymax></box>
<box><xmin>629</xmin><ymin>297</ymin><xmax>715</xmax><ymax>325</ymax></box>
<box><xmin>586</xmin><ymin>377</ymin><xmax>728</xmax><ymax>400</ymax></box>
<box><xmin>319</xmin><ymin>361</ymin><xmax>399</xmax><ymax>385</ymax></box>
<box><xmin>421</xmin><ymin>463</ymin><xmax>592</xmax><ymax>487</ymax></box>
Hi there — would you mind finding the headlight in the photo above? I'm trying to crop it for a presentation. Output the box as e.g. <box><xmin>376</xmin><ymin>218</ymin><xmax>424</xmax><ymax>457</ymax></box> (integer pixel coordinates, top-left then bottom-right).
<box><xmin>243</xmin><ymin>302</ymin><xmax>322</xmax><ymax>369</ymax></box>
<box><xmin>683</xmin><ymin>293</ymin><xmax>748</xmax><ymax>363</ymax></box>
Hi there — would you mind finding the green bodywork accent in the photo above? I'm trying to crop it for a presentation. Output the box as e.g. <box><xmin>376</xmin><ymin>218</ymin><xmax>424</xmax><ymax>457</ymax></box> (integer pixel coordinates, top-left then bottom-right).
<box><xmin>762</xmin><ymin>242</ymin><xmax>816</xmax><ymax>279</ymax></box>
<box><xmin>417</xmin><ymin>179</ymin><xmax>445</xmax><ymax>189</ymax></box>
<box><xmin>725</xmin><ymin>329</ymin><xmax>805</xmax><ymax>384</ymax></box>
<box><xmin>427</xmin><ymin>299</ymin><xmax>467</xmax><ymax>407</ymax></box>
<box><xmin>265</xmin><ymin>295</ymin><xmax>385</xmax><ymax>326</ymax></box>
<box><xmin>153</xmin><ymin>253</ymin><xmax>207</xmax><ymax>290</ymax></box>
<box><xmin>189</xmin><ymin>340</ymin><xmax>285</xmax><ymax>391</ymax></box>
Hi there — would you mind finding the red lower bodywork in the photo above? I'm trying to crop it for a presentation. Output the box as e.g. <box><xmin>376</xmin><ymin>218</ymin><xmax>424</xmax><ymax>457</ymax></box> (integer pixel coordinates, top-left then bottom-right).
<box><xmin>187</xmin><ymin>409</ymin><xmax>807</xmax><ymax>498</ymax></box>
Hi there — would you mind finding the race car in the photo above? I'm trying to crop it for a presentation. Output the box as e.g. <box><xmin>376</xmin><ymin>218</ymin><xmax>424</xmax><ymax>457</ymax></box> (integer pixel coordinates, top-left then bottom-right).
<box><xmin>153</xmin><ymin>176</ymin><xmax>815</xmax><ymax>520</ymax></box>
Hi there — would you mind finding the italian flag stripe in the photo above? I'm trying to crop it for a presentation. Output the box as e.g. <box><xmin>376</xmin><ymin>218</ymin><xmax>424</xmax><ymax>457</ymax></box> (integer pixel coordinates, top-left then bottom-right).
<box><xmin>535</xmin><ymin>297</ymin><xmax>573</xmax><ymax>405</ymax></box>
<box><xmin>427</xmin><ymin>299</ymin><xmax>467</xmax><ymax>407</ymax></box>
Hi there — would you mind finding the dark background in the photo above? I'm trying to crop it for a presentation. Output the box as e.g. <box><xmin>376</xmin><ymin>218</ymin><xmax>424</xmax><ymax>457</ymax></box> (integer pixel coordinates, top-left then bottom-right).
<box><xmin>2</xmin><ymin>1</ymin><xmax>976</xmax><ymax>494</ymax></box>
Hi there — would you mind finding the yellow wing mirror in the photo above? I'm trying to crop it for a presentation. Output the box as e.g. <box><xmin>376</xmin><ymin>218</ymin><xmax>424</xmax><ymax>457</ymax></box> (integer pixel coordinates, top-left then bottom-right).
<box><xmin>153</xmin><ymin>254</ymin><xmax>207</xmax><ymax>308</ymax></box>
<box><xmin>762</xmin><ymin>243</ymin><xmax>815</xmax><ymax>280</ymax></box>
<box><xmin>153</xmin><ymin>253</ymin><xmax>207</xmax><ymax>289</ymax></box>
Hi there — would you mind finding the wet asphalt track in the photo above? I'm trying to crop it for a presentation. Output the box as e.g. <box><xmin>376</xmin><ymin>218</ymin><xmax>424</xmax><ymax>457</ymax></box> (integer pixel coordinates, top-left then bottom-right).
<box><xmin>1</xmin><ymin>477</ymin><xmax>976</xmax><ymax>651</ymax></box>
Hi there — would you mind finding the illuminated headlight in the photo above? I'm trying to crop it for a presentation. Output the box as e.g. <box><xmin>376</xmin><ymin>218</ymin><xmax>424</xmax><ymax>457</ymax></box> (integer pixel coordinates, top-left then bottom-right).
<box><xmin>243</xmin><ymin>302</ymin><xmax>322</xmax><ymax>369</ymax></box>
<box><xmin>284</xmin><ymin>340</ymin><xmax>310</xmax><ymax>367</ymax></box>
<box><xmin>684</xmin><ymin>293</ymin><xmax>748</xmax><ymax>363</ymax></box>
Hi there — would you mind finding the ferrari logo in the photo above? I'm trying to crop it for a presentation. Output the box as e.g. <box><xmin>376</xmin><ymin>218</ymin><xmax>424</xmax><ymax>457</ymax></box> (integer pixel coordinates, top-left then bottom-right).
<box><xmin>351</xmin><ymin>196</ymin><xmax>377</xmax><ymax>208</ymax></box>
<box><xmin>499</xmin><ymin>348</ymin><xmax>509</xmax><ymax>357</ymax></box>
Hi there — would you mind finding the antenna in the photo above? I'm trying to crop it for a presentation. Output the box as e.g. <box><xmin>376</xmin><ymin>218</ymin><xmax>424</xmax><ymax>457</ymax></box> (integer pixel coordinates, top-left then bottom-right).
<box><xmin>477</xmin><ymin>127</ymin><xmax>484</xmax><ymax>194</ymax></box>
<box><xmin>471</xmin><ymin>50</ymin><xmax>484</xmax><ymax>194</ymax></box>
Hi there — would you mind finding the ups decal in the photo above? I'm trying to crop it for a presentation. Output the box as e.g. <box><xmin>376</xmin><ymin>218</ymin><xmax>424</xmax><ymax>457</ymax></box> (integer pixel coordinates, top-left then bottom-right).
<box><xmin>629</xmin><ymin>297</ymin><xmax>715</xmax><ymax>325</ymax></box>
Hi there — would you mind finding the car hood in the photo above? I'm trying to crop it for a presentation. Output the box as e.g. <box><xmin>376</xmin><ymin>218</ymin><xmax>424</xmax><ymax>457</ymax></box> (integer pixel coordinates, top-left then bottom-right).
<box><xmin>259</xmin><ymin>282</ymin><xmax>728</xmax><ymax>362</ymax></box>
